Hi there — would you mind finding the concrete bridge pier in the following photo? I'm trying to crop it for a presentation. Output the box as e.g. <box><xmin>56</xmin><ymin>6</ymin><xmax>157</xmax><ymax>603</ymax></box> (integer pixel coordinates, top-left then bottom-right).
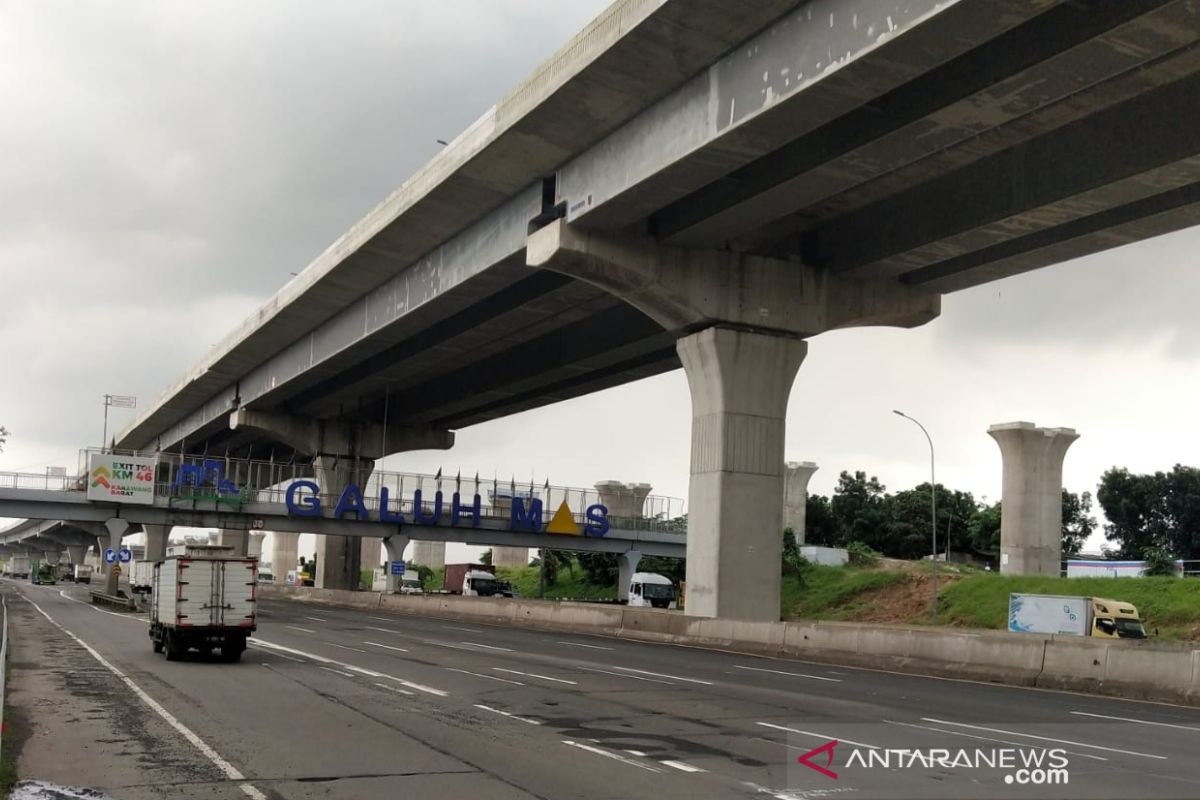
<box><xmin>141</xmin><ymin>524</ymin><xmax>170</xmax><ymax>561</ymax></box>
<box><xmin>784</xmin><ymin>462</ymin><xmax>818</xmax><ymax>544</ymax></box>
<box><xmin>102</xmin><ymin>518</ymin><xmax>131</xmax><ymax>595</ymax></box>
<box><xmin>594</xmin><ymin>481</ymin><xmax>653</xmax><ymax>520</ymax></box>
<box><xmin>217</xmin><ymin>530</ymin><xmax>250</xmax><ymax>557</ymax></box>
<box><xmin>382</xmin><ymin>534</ymin><xmax>410</xmax><ymax>593</ymax></box>
<box><xmin>989</xmin><ymin>422</ymin><xmax>1079</xmax><ymax>576</ymax></box>
<box><xmin>528</xmin><ymin>218</ymin><xmax>940</xmax><ymax>621</ymax></box>
<box><xmin>230</xmin><ymin>408</ymin><xmax>453</xmax><ymax>590</ymax></box>
<box><xmin>43</xmin><ymin>550</ymin><xmax>61</xmax><ymax>566</ymax></box>
<box><xmin>65</xmin><ymin>545</ymin><xmax>87</xmax><ymax>565</ymax></box>
<box><xmin>411</xmin><ymin>541</ymin><xmax>446</xmax><ymax>569</ymax></box>
<box><xmin>271</xmin><ymin>532</ymin><xmax>300</xmax><ymax>582</ymax></box>
<box><xmin>617</xmin><ymin>550</ymin><xmax>641</xmax><ymax>602</ymax></box>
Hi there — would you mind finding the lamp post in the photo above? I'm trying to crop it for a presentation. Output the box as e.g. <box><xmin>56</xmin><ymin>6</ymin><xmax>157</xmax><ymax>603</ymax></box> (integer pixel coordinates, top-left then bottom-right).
<box><xmin>893</xmin><ymin>409</ymin><xmax>938</xmax><ymax>623</ymax></box>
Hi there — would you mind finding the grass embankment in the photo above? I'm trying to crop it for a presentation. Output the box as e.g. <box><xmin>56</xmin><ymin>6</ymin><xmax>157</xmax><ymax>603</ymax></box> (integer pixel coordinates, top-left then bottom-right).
<box><xmin>782</xmin><ymin>564</ymin><xmax>1200</xmax><ymax>639</ymax></box>
<box><xmin>419</xmin><ymin>564</ymin><xmax>617</xmax><ymax>600</ymax></box>
<box><xmin>938</xmin><ymin>574</ymin><xmax>1200</xmax><ymax>639</ymax></box>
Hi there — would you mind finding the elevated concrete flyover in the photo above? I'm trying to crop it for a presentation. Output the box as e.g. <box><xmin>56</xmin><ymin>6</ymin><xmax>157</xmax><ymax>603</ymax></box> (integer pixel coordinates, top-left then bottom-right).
<box><xmin>105</xmin><ymin>0</ymin><xmax>1200</xmax><ymax>618</ymax></box>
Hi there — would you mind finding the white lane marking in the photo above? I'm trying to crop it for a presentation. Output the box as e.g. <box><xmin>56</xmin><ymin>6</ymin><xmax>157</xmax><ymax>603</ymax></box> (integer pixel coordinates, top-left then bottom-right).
<box><xmin>624</xmin><ymin>749</ymin><xmax>647</xmax><ymax>756</ymax></box>
<box><xmin>324</xmin><ymin>642</ymin><xmax>366</xmax><ymax>653</ymax></box>
<box><xmin>661</xmin><ymin>759</ymin><xmax>706</xmax><ymax>773</ymax></box>
<box><xmin>734</xmin><ymin>664</ymin><xmax>842</xmax><ymax>683</ymax></box>
<box><xmin>460</xmin><ymin>641</ymin><xmax>513</xmax><ymax>652</ymax></box>
<box><xmin>562</xmin><ymin>741</ymin><xmax>662</xmax><ymax>773</ymax></box>
<box><xmin>364</xmin><ymin>641</ymin><xmax>409</xmax><ymax>653</ymax></box>
<box><xmin>607</xmin><ymin>665</ymin><xmax>712</xmax><ymax>686</ymax></box>
<box><xmin>558</xmin><ymin>640</ymin><xmax>614</xmax><ymax>651</ymax></box>
<box><xmin>58</xmin><ymin>590</ymin><xmax>144</xmax><ymax>620</ymax></box>
<box><xmin>365</xmin><ymin>625</ymin><xmax>402</xmax><ymax>634</ymax></box>
<box><xmin>474</xmin><ymin>704</ymin><xmax>542</xmax><ymax>725</ymax></box>
<box><xmin>423</xmin><ymin>640</ymin><xmax>480</xmax><ymax>652</ymax></box>
<box><xmin>922</xmin><ymin>718</ymin><xmax>1167</xmax><ymax>759</ymax></box>
<box><xmin>320</xmin><ymin>667</ymin><xmax>354</xmax><ymax>678</ymax></box>
<box><xmin>368</xmin><ymin>616</ymin><xmax>395</xmax><ymax>622</ymax></box>
<box><xmin>577</xmin><ymin>666</ymin><xmax>674</xmax><ymax>685</ymax></box>
<box><xmin>447</xmin><ymin>668</ymin><xmax>524</xmax><ymax>686</ymax></box>
<box><xmin>285</xmin><ymin>625</ymin><xmax>315</xmax><ymax>634</ymax></box>
<box><xmin>24</xmin><ymin>594</ymin><xmax>268</xmax><ymax>800</ymax></box>
<box><xmin>1070</xmin><ymin>711</ymin><xmax>1200</xmax><ymax>732</ymax></box>
<box><xmin>756</xmin><ymin>722</ymin><xmax>879</xmax><ymax>750</ymax></box>
<box><xmin>268</xmin><ymin>651</ymin><xmax>306</xmax><ymax>664</ymax></box>
<box><xmin>250</xmin><ymin>639</ymin><xmax>447</xmax><ymax>697</ymax></box>
<box><xmin>884</xmin><ymin>719</ymin><xmax>1107</xmax><ymax>762</ymax></box>
<box><xmin>494</xmin><ymin>667</ymin><xmax>577</xmax><ymax>685</ymax></box>
<box><xmin>374</xmin><ymin>682</ymin><xmax>415</xmax><ymax>697</ymax></box>
<box><xmin>445</xmin><ymin>625</ymin><xmax>483</xmax><ymax>633</ymax></box>
<box><xmin>304</xmin><ymin>616</ymin><xmax>327</xmax><ymax>622</ymax></box>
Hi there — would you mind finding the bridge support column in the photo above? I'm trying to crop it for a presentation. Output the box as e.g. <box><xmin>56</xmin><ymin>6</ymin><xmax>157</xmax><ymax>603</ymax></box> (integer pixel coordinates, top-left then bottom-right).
<box><xmin>66</xmin><ymin>545</ymin><xmax>87</xmax><ymax>565</ymax></box>
<box><xmin>43</xmin><ymin>551</ymin><xmax>61</xmax><ymax>566</ymax></box>
<box><xmin>411</xmin><ymin>541</ymin><xmax>446</xmax><ymax>569</ymax></box>
<box><xmin>382</xmin><ymin>535</ymin><xmax>410</xmax><ymax>593</ymax></box>
<box><xmin>784</xmin><ymin>462</ymin><xmax>818</xmax><ymax>544</ymax></box>
<box><xmin>617</xmin><ymin>551</ymin><xmax>642</xmax><ymax>603</ymax></box>
<box><xmin>594</xmin><ymin>481</ymin><xmax>653</xmax><ymax>520</ymax></box>
<box><xmin>229</xmin><ymin>408</ymin><xmax>453</xmax><ymax>591</ymax></box>
<box><xmin>989</xmin><ymin>422</ymin><xmax>1079</xmax><ymax>576</ymax></box>
<box><xmin>142</xmin><ymin>524</ymin><xmax>169</xmax><ymax>561</ymax></box>
<box><xmin>679</xmin><ymin>327</ymin><xmax>806</xmax><ymax>621</ymax></box>
<box><xmin>271</xmin><ymin>532</ymin><xmax>300</xmax><ymax>583</ymax></box>
<box><xmin>102</xmin><ymin>518</ymin><xmax>131</xmax><ymax>596</ymax></box>
<box><xmin>249</xmin><ymin>532</ymin><xmax>266</xmax><ymax>559</ymax></box>
<box><xmin>217</xmin><ymin>530</ymin><xmax>249</xmax><ymax>557</ymax></box>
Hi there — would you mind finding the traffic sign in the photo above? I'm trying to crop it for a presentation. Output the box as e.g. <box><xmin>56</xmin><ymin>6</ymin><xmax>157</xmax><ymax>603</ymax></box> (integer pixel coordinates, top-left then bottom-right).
<box><xmin>118</xmin><ymin>548</ymin><xmax>132</xmax><ymax>563</ymax></box>
<box><xmin>103</xmin><ymin>548</ymin><xmax>117</xmax><ymax>564</ymax></box>
<box><xmin>390</xmin><ymin>561</ymin><xmax>406</xmax><ymax>576</ymax></box>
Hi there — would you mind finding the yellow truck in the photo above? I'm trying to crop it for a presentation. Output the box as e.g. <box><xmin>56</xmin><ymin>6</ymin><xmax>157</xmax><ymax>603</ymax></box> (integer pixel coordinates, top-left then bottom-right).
<box><xmin>1008</xmin><ymin>594</ymin><xmax>1147</xmax><ymax>639</ymax></box>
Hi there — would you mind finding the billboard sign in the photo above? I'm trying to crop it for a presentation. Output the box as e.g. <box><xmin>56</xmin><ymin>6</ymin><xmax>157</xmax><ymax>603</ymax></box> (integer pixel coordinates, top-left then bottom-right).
<box><xmin>87</xmin><ymin>453</ymin><xmax>157</xmax><ymax>505</ymax></box>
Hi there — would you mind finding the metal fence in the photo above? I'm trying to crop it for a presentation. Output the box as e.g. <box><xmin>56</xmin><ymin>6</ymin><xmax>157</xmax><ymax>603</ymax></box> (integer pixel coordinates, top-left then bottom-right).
<box><xmin>1</xmin><ymin>596</ymin><xmax>8</xmax><ymax>763</ymax></box>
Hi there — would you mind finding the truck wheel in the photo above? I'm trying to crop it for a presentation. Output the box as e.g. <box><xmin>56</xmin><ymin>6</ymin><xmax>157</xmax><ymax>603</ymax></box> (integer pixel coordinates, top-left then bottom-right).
<box><xmin>152</xmin><ymin>637</ymin><xmax>164</xmax><ymax>654</ymax></box>
<box><xmin>221</xmin><ymin>636</ymin><xmax>246</xmax><ymax>662</ymax></box>
<box><xmin>164</xmin><ymin>631</ymin><xmax>184</xmax><ymax>661</ymax></box>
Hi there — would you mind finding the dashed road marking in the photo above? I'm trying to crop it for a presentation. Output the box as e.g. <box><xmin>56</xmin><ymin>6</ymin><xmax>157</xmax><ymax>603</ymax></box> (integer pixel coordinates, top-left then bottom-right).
<box><xmin>374</xmin><ymin>682</ymin><xmax>415</xmax><ymax>697</ymax></box>
<box><xmin>608</xmin><ymin>666</ymin><xmax>711</xmax><ymax>685</ymax></box>
<box><xmin>324</xmin><ymin>642</ymin><xmax>366</xmax><ymax>653</ymax></box>
<box><xmin>447</xmin><ymin>668</ymin><xmax>524</xmax><ymax>686</ymax></box>
<box><xmin>284</xmin><ymin>625</ymin><xmax>315</xmax><ymax>634</ymax></box>
<box><xmin>460</xmin><ymin>641</ymin><xmax>512</xmax><ymax>652</ymax></box>
<box><xmin>734</xmin><ymin>664</ymin><xmax>842</xmax><ymax>682</ymax></box>
<box><xmin>320</xmin><ymin>666</ymin><xmax>354</xmax><ymax>678</ymax></box>
<box><xmin>365</xmin><ymin>625</ymin><xmax>402</xmax><ymax>635</ymax></box>
<box><xmin>250</xmin><ymin>639</ymin><xmax>448</xmax><ymax>697</ymax></box>
<box><xmin>1070</xmin><ymin>711</ymin><xmax>1200</xmax><ymax>732</ymax></box>
<box><xmin>474</xmin><ymin>704</ymin><xmax>542</xmax><ymax>725</ymax></box>
<box><xmin>661</xmin><ymin>759</ymin><xmax>706</xmax><ymax>773</ymax></box>
<box><xmin>562</xmin><ymin>741</ymin><xmax>662</xmax><ymax>772</ymax></box>
<box><xmin>304</xmin><ymin>616</ymin><xmax>327</xmax><ymax>622</ymax></box>
<box><xmin>756</xmin><ymin>721</ymin><xmax>879</xmax><ymax>749</ymax></box>
<box><xmin>558</xmin><ymin>640</ymin><xmax>613</xmax><ymax>651</ymax></box>
<box><xmin>494</xmin><ymin>667</ymin><xmax>577</xmax><ymax>685</ymax></box>
<box><xmin>922</xmin><ymin>718</ymin><xmax>1167</xmax><ymax>759</ymax></box>
<box><xmin>444</xmin><ymin>625</ymin><xmax>483</xmax><ymax>633</ymax></box>
<box><xmin>364</xmin><ymin>641</ymin><xmax>409</xmax><ymax>653</ymax></box>
<box><xmin>885</xmin><ymin>719</ymin><xmax>1107</xmax><ymax>762</ymax></box>
<box><xmin>578</xmin><ymin>666</ymin><xmax>674</xmax><ymax>685</ymax></box>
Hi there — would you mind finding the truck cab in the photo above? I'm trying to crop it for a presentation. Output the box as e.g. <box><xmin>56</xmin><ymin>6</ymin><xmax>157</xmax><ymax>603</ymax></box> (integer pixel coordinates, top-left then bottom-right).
<box><xmin>462</xmin><ymin>570</ymin><xmax>500</xmax><ymax>596</ymax></box>
<box><xmin>1090</xmin><ymin>597</ymin><xmax>1146</xmax><ymax>639</ymax></box>
<box><xmin>627</xmin><ymin>572</ymin><xmax>676</xmax><ymax>609</ymax></box>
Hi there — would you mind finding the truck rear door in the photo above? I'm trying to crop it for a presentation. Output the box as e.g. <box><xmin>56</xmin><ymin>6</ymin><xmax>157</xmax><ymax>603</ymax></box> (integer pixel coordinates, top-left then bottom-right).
<box><xmin>221</xmin><ymin>559</ymin><xmax>257</xmax><ymax>630</ymax></box>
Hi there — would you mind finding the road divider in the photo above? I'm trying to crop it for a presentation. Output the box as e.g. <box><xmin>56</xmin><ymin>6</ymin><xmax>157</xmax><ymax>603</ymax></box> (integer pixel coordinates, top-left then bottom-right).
<box><xmin>261</xmin><ymin>586</ymin><xmax>1200</xmax><ymax>707</ymax></box>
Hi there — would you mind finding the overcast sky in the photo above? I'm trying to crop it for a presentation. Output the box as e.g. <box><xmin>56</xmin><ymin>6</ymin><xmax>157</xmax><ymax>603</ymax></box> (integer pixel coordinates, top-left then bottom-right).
<box><xmin>4</xmin><ymin>1</ymin><xmax>1200</xmax><ymax>562</ymax></box>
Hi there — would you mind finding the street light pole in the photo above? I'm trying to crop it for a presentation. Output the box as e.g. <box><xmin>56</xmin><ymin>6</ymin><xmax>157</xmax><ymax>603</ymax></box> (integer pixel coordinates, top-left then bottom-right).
<box><xmin>893</xmin><ymin>409</ymin><xmax>938</xmax><ymax>624</ymax></box>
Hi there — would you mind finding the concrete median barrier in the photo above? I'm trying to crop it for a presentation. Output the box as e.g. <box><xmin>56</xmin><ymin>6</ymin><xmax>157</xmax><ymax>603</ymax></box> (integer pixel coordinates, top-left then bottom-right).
<box><xmin>258</xmin><ymin>585</ymin><xmax>1199</xmax><ymax>706</ymax></box>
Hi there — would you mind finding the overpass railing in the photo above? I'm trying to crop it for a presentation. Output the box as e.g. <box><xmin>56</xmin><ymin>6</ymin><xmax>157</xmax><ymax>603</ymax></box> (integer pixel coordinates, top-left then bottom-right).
<box><xmin>7</xmin><ymin>451</ymin><xmax>689</xmax><ymax>533</ymax></box>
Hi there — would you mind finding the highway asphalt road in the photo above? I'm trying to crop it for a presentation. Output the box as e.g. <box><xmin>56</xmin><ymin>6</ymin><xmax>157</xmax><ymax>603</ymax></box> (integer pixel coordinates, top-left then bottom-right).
<box><xmin>4</xmin><ymin>580</ymin><xmax>1200</xmax><ymax>800</ymax></box>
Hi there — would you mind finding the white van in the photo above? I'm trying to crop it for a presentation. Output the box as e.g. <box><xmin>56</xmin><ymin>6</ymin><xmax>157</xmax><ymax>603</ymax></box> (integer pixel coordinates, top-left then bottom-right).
<box><xmin>627</xmin><ymin>572</ymin><xmax>676</xmax><ymax>609</ymax></box>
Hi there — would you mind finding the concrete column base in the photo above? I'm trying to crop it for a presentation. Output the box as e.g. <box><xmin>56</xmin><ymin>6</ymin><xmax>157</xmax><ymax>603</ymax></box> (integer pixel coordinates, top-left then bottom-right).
<box><xmin>142</xmin><ymin>524</ymin><xmax>169</xmax><ymax>561</ymax></box>
<box><xmin>361</xmin><ymin>538</ymin><xmax>383</xmax><ymax>574</ymax></box>
<box><xmin>217</xmin><ymin>530</ymin><xmax>249</xmax><ymax>557</ymax></box>
<box><xmin>411</xmin><ymin>541</ymin><xmax>446</xmax><ymax>569</ymax></box>
<box><xmin>784</xmin><ymin>462</ymin><xmax>818</xmax><ymax>544</ymax></box>
<box><xmin>271</xmin><ymin>532</ymin><xmax>300</xmax><ymax>582</ymax></box>
<box><xmin>66</xmin><ymin>545</ymin><xmax>87</xmax><ymax>565</ymax></box>
<box><xmin>617</xmin><ymin>551</ymin><xmax>642</xmax><ymax>602</ymax></box>
<box><xmin>102</xmin><ymin>518</ymin><xmax>131</xmax><ymax>596</ymax></box>
<box><xmin>989</xmin><ymin>422</ymin><xmax>1079</xmax><ymax>576</ymax></box>
<box><xmin>678</xmin><ymin>327</ymin><xmax>807</xmax><ymax>621</ymax></box>
<box><xmin>492</xmin><ymin>546</ymin><xmax>529</xmax><ymax>568</ymax></box>
<box><xmin>383</xmin><ymin>535</ymin><xmax>411</xmax><ymax>592</ymax></box>
<box><xmin>313</xmin><ymin>456</ymin><xmax>374</xmax><ymax>590</ymax></box>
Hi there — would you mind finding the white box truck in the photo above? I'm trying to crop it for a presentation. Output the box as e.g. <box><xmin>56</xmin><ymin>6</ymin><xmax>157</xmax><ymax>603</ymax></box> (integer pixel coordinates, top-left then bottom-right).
<box><xmin>1008</xmin><ymin>593</ymin><xmax>1146</xmax><ymax>639</ymax></box>
<box><xmin>72</xmin><ymin>564</ymin><xmax>94</xmax><ymax>584</ymax></box>
<box><xmin>149</xmin><ymin>545</ymin><xmax>257</xmax><ymax>662</ymax></box>
<box><xmin>130</xmin><ymin>560</ymin><xmax>155</xmax><ymax>596</ymax></box>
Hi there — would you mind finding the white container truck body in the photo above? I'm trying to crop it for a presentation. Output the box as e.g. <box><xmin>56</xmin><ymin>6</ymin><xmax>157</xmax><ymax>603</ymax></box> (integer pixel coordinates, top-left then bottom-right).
<box><xmin>149</xmin><ymin>546</ymin><xmax>257</xmax><ymax>662</ymax></box>
<box><xmin>130</xmin><ymin>560</ymin><xmax>155</xmax><ymax>594</ymax></box>
<box><xmin>1008</xmin><ymin>593</ymin><xmax>1089</xmax><ymax>636</ymax></box>
<box><xmin>8</xmin><ymin>555</ymin><xmax>31</xmax><ymax>578</ymax></box>
<box><xmin>73</xmin><ymin>564</ymin><xmax>94</xmax><ymax>584</ymax></box>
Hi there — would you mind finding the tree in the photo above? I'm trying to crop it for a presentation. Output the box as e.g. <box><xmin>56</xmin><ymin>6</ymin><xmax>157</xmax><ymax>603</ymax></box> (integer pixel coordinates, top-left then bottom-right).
<box><xmin>886</xmin><ymin>483</ymin><xmax>978</xmax><ymax>559</ymax></box>
<box><xmin>577</xmin><ymin>552</ymin><xmax>618</xmax><ymax>586</ymax></box>
<box><xmin>969</xmin><ymin>502</ymin><xmax>1002</xmax><ymax>553</ymax></box>
<box><xmin>1061</xmin><ymin>490</ymin><xmax>1097</xmax><ymax>558</ymax></box>
<box><xmin>638</xmin><ymin>555</ymin><xmax>685</xmax><ymax>584</ymax></box>
<box><xmin>803</xmin><ymin>495</ymin><xmax>839</xmax><ymax>546</ymax></box>
<box><xmin>479</xmin><ymin>548</ymin><xmax>493</xmax><ymax>565</ymax></box>
<box><xmin>0</xmin><ymin>425</ymin><xmax>8</xmax><ymax>452</ymax></box>
<box><xmin>1098</xmin><ymin>467</ymin><xmax>1171</xmax><ymax>558</ymax></box>
<box><xmin>1162</xmin><ymin>465</ymin><xmax>1200</xmax><ymax>560</ymax></box>
<box><xmin>830</xmin><ymin>471</ymin><xmax>889</xmax><ymax>551</ymax></box>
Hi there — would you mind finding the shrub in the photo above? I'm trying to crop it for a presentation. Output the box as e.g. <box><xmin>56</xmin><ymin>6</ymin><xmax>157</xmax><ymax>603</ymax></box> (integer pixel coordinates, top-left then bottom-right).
<box><xmin>846</xmin><ymin>540</ymin><xmax>881</xmax><ymax>567</ymax></box>
<box><xmin>1143</xmin><ymin>547</ymin><xmax>1178</xmax><ymax>577</ymax></box>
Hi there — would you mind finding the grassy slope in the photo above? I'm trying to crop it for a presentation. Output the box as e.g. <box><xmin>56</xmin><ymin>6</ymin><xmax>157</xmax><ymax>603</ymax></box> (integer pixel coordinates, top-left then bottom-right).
<box><xmin>938</xmin><ymin>574</ymin><xmax>1200</xmax><ymax>638</ymax></box>
<box><xmin>781</xmin><ymin>565</ymin><xmax>907</xmax><ymax>621</ymax></box>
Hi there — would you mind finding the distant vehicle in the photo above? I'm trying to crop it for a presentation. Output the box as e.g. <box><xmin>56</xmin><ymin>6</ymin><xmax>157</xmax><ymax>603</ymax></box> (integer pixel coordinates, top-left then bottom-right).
<box><xmin>398</xmin><ymin>577</ymin><xmax>423</xmax><ymax>594</ymax></box>
<box><xmin>31</xmin><ymin>561</ymin><xmax>57</xmax><ymax>585</ymax></box>
<box><xmin>63</xmin><ymin>564</ymin><xmax>94</xmax><ymax>584</ymax></box>
<box><xmin>443</xmin><ymin>563</ymin><xmax>499</xmax><ymax>596</ymax></box>
<box><xmin>130</xmin><ymin>560</ymin><xmax>155</xmax><ymax>597</ymax></box>
<box><xmin>257</xmin><ymin>572</ymin><xmax>275</xmax><ymax>585</ymax></box>
<box><xmin>150</xmin><ymin>545</ymin><xmax>257</xmax><ymax>662</ymax></box>
<box><xmin>6</xmin><ymin>555</ymin><xmax>31</xmax><ymax>579</ymax></box>
<box><xmin>626</xmin><ymin>572</ymin><xmax>676</xmax><ymax>609</ymax></box>
<box><xmin>1008</xmin><ymin>594</ymin><xmax>1146</xmax><ymax>639</ymax></box>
